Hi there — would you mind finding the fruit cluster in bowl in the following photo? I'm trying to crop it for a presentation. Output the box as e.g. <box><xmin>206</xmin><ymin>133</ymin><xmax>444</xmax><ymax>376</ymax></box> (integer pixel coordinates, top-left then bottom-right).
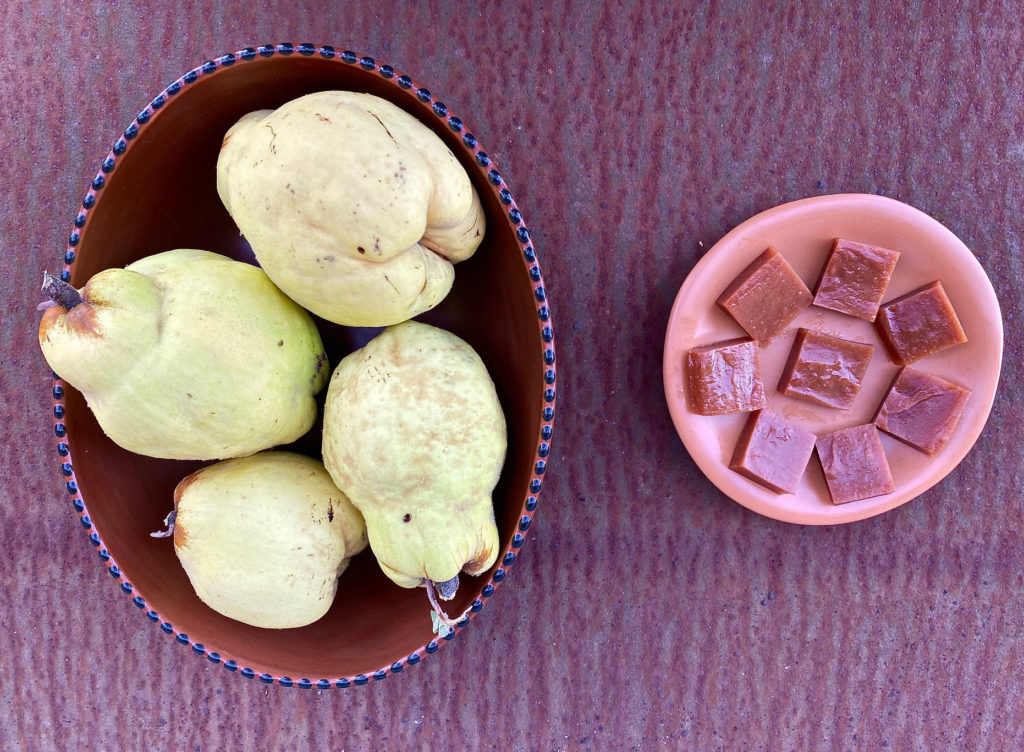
<box><xmin>42</xmin><ymin>45</ymin><xmax>555</xmax><ymax>686</ymax></box>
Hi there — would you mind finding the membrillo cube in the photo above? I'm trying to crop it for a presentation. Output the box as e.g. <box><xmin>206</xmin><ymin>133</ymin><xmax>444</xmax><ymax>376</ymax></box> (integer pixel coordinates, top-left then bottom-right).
<box><xmin>874</xmin><ymin>366</ymin><xmax>971</xmax><ymax>455</ymax></box>
<box><xmin>687</xmin><ymin>338</ymin><xmax>767</xmax><ymax>416</ymax></box>
<box><xmin>716</xmin><ymin>247</ymin><xmax>812</xmax><ymax>343</ymax></box>
<box><xmin>778</xmin><ymin>328</ymin><xmax>874</xmax><ymax>410</ymax></box>
<box><xmin>816</xmin><ymin>424</ymin><xmax>895</xmax><ymax>505</ymax></box>
<box><xmin>876</xmin><ymin>281</ymin><xmax>967</xmax><ymax>365</ymax></box>
<box><xmin>813</xmin><ymin>238</ymin><xmax>900</xmax><ymax>322</ymax></box>
<box><xmin>729</xmin><ymin>410</ymin><xmax>817</xmax><ymax>494</ymax></box>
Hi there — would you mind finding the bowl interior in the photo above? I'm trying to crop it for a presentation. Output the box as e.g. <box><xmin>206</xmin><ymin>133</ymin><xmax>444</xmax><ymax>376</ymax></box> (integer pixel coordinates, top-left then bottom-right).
<box><xmin>65</xmin><ymin>53</ymin><xmax>544</xmax><ymax>678</ymax></box>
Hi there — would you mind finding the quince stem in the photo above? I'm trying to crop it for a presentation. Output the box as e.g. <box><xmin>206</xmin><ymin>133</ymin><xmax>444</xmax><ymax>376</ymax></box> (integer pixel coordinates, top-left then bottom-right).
<box><xmin>41</xmin><ymin>272</ymin><xmax>83</xmax><ymax>310</ymax></box>
<box><xmin>425</xmin><ymin>576</ymin><xmax>465</xmax><ymax>628</ymax></box>
<box><xmin>150</xmin><ymin>509</ymin><xmax>177</xmax><ymax>539</ymax></box>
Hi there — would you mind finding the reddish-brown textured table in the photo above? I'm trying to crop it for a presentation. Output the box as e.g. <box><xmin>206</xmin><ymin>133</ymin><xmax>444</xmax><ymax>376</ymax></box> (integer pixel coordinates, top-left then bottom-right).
<box><xmin>3</xmin><ymin>2</ymin><xmax>1023</xmax><ymax>749</ymax></box>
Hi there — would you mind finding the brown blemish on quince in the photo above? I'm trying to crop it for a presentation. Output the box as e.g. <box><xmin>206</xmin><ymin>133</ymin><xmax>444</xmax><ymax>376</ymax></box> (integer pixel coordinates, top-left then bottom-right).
<box><xmin>310</xmin><ymin>352</ymin><xmax>328</xmax><ymax>385</ymax></box>
<box><xmin>463</xmin><ymin>546</ymin><xmax>493</xmax><ymax>575</ymax></box>
<box><xmin>369</xmin><ymin>112</ymin><xmax>395</xmax><ymax>142</ymax></box>
<box><xmin>39</xmin><ymin>301</ymin><xmax>102</xmax><ymax>341</ymax></box>
<box><xmin>172</xmin><ymin>520</ymin><xmax>189</xmax><ymax>548</ymax></box>
<box><xmin>171</xmin><ymin>470</ymin><xmax>204</xmax><ymax>548</ymax></box>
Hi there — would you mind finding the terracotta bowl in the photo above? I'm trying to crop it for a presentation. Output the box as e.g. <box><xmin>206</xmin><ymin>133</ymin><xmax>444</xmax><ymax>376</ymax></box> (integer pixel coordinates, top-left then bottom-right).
<box><xmin>49</xmin><ymin>44</ymin><xmax>555</xmax><ymax>687</ymax></box>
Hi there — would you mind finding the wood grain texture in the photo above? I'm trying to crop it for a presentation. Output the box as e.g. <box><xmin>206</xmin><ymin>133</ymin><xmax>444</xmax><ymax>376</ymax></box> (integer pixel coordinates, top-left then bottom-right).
<box><xmin>2</xmin><ymin>1</ymin><xmax>1023</xmax><ymax>749</ymax></box>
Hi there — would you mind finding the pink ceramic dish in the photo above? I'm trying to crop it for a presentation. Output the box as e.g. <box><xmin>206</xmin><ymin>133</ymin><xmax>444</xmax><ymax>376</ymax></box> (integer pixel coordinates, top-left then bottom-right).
<box><xmin>49</xmin><ymin>44</ymin><xmax>555</xmax><ymax>686</ymax></box>
<box><xmin>663</xmin><ymin>194</ymin><xmax>1002</xmax><ymax>525</ymax></box>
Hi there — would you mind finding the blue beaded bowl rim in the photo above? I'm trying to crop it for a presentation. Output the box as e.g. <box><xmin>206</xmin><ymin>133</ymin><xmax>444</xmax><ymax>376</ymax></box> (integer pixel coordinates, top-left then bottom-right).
<box><xmin>50</xmin><ymin>43</ymin><xmax>556</xmax><ymax>688</ymax></box>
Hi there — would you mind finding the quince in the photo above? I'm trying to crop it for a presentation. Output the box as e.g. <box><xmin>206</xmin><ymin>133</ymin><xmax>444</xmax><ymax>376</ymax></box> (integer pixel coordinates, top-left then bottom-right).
<box><xmin>216</xmin><ymin>91</ymin><xmax>484</xmax><ymax>327</ymax></box>
<box><xmin>169</xmin><ymin>451</ymin><xmax>367</xmax><ymax>629</ymax></box>
<box><xmin>38</xmin><ymin>249</ymin><xmax>327</xmax><ymax>460</ymax></box>
<box><xmin>322</xmin><ymin>321</ymin><xmax>505</xmax><ymax>596</ymax></box>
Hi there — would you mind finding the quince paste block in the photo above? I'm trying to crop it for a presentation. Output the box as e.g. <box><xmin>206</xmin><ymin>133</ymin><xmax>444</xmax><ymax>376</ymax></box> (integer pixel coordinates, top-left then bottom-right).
<box><xmin>778</xmin><ymin>328</ymin><xmax>874</xmax><ymax>410</ymax></box>
<box><xmin>687</xmin><ymin>338</ymin><xmax>768</xmax><ymax>416</ymax></box>
<box><xmin>873</xmin><ymin>366</ymin><xmax>971</xmax><ymax>455</ymax></box>
<box><xmin>813</xmin><ymin>238</ymin><xmax>900</xmax><ymax>322</ymax></box>
<box><xmin>716</xmin><ymin>247</ymin><xmax>812</xmax><ymax>343</ymax></box>
<box><xmin>875</xmin><ymin>280</ymin><xmax>967</xmax><ymax>365</ymax></box>
<box><xmin>729</xmin><ymin>410</ymin><xmax>816</xmax><ymax>494</ymax></box>
<box><xmin>815</xmin><ymin>424</ymin><xmax>895</xmax><ymax>505</ymax></box>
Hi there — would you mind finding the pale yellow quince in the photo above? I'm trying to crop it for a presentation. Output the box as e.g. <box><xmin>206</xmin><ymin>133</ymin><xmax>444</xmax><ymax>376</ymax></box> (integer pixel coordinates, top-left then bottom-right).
<box><xmin>170</xmin><ymin>451</ymin><xmax>367</xmax><ymax>629</ymax></box>
<box><xmin>322</xmin><ymin>321</ymin><xmax>505</xmax><ymax>596</ymax></box>
<box><xmin>216</xmin><ymin>91</ymin><xmax>485</xmax><ymax>327</ymax></box>
<box><xmin>38</xmin><ymin>249</ymin><xmax>327</xmax><ymax>460</ymax></box>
